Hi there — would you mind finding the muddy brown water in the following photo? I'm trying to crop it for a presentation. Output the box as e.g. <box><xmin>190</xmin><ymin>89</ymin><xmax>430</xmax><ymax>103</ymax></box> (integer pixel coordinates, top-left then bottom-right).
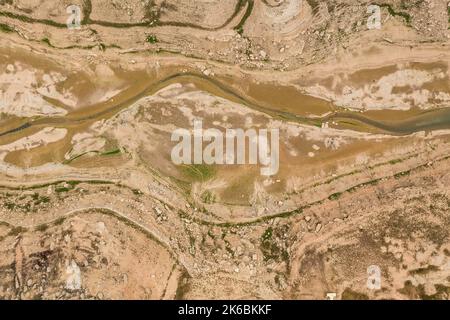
<box><xmin>2</xmin><ymin>63</ymin><xmax>450</xmax><ymax>140</ymax></box>
<box><xmin>326</xmin><ymin>108</ymin><xmax>450</xmax><ymax>134</ymax></box>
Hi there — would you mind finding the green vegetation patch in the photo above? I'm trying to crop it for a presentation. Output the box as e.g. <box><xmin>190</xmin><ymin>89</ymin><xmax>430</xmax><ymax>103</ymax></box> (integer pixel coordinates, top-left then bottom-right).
<box><xmin>0</xmin><ymin>22</ymin><xmax>13</xmax><ymax>33</ymax></box>
<box><xmin>175</xmin><ymin>271</ymin><xmax>191</xmax><ymax>300</ymax></box>
<box><xmin>399</xmin><ymin>281</ymin><xmax>450</xmax><ymax>300</ymax></box>
<box><xmin>101</xmin><ymin>148</ymin><xmax>121</xmax><ymax>156</ymax></box>
<box><xmin>341</xmin><ymin>288</ymin><xmax>369</xmax><ymax>300</ymax></box>
<box><xmin>447</xmin><ymin>4</ymin><xmax>450</xmax><ymax>27</ymax></box>
<box><xmin>379</xmin><ymin>3</ymin><xmax>412</xmax><ymax>26</ymax></box>
<box><xmin>41</xmin><ymin>37</ymin><xmax>52</xmax><ymax>47</ymax></box>
<box><xmin>8</xmin><ymin>226</ymin><xmax>27</xmax><ymax>236</ymax></box>
<box><xmin>146</xmin><ymin>34</ymin><xmax>158</xmax><ymax>44</ymax></box>
<box><xmin>260</xmin><ymin>226</ymin><xmax>289</xmax><ymax>263</ymax></box>
<box><xmin>306</xmin><ymin>0</ymin><xmax>320</xmax><ymax>15</ymax></box>
<box><xmin>233</xmin><ymin>0</ymin><xmax>254</xmax><ymax>34</ymax></box>
<box><xmin>200</xmin><ymin>190</ymin><xmax>215</xmax><ymax>204</ymax></box>
<box><xmin>261</xmin><ymin>227</ymin><xmax>273</xmax><ymax>241</ymax></box>
<box><xmin>328</xmin><ymin>192</ymin><xmax>342</xmax><ymax>201</ymax></box>
<box><xmin>181</xmin><ymin>164</ymin><xmax>216</xmax><ymax>182</ymax></box>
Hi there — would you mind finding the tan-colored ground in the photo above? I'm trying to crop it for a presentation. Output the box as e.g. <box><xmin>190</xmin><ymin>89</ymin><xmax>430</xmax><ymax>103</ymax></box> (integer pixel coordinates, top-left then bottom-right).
<box><xmin>0</xmin><ymin>0</ymin><xmax>449</xmax><ymax>300</ymax></box>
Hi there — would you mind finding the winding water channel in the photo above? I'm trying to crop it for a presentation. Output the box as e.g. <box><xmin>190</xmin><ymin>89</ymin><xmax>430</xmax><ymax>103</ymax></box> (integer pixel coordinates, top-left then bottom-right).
<box><xmin>1</xmin><ymin>72</ymin><xmax>450</xmax><ymax>139</ymax></box>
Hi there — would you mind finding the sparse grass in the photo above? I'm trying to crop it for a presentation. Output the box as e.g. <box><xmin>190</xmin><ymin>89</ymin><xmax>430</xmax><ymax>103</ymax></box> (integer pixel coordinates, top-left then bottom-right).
<box><xmin>200</xmin><ymin>191</ymin><xmax>215</xmax><ymax>204</ymax></box>
<box><xmin>306</xmin><ymin>0</ymin><xmax>320</xmax><ymax>15</ymax></box>
<box><xmin>233</xmin><ymin>0</ymin><xmax>254</xmax><ymax>34</ymax></box>
<box><xmin>175</xmin><ymin>271</ymin><xmax>191</xmax><ymax>300</ymax></box>
<box><xmin>448</xmin><ymin>6</ymin><xmax>450</xmax><ymax>23</ymax></box>
<box><xmin>101</xmin><ymin>148</ymin><xmax>121</xmax><ymax>156</ymax></box>
<box><xmin>41</xmin><ymin>37</ymin><xmax>52</xmax><ymax>47</ymax></box>
<box><xmin>82</xmin><ymin>0</ymin><xmax>92</xmax><ymax>24</ymax></box>
<box><xmin>224</xmin><ymin>242</ymin><xmax>234</xmax><ymax>257</ymax></box>
<box><xmin>35</xmin><ymin>224</ymin><xmax>49</xmax><ymax>232</ymax></box>
<box><xmin>261</xmin><ymin>227</ymin><xmax>273</xmax><ymax>241</ymax></box>
<box><xmin>64</xmin><ymin>148</ymin><xmax>120</xmax><ymax>163</ymax></box>
<box><xmin>341</xmin><ymin>288</ymin><xmax>369</xmax><ymax>300</ymax></box>
<box><xmin>394</xmin><ymin>170</ymin><xmax>411</xmax><ymax>179</ymax></box>
<box><xmin>55</xmin><ymin>187</ymin><xmax>71</xmax><ymax>193</ymax></box>
<box><xmin>3</xmin><ymin>200</ymin><xmax>37</xmax><ymax>212</ymax></box>
<box><xmin>260</xmin><ymin>226</ymin><xmax>289</xmax><ymax>263</ymax></box>
<box><xmin>0</xmin><ymin>22</ymin><xmax>13</xmax><ymax>33</ymax></box>
<box><xmin>398</xmin><ymin>280</ymin><xmax>421</xmax><ymax>299</ymax></box>
<box><xmin>189</xmin><ymin>235</ymin><xmax>196</xmax><ymax>247</ymax></box>
<box><xmin>8</xmin><ymin>226</ymin><xmax>27</xmax><ymax>236</ymax></box>
<box><xmin>328</xmin><ymin>192</ymin><xmax>342</xmax><ymax>201</ymax></box>
<box><xmin>4</xmin><ymin>201</ymin><xmax>15</xmax><ymax>210</ymax></box>
<box><xmin>389</xmin><ymin>159</ymin><xmax>402</xmax><ymax>165</ymax></box>
<box><xmin>34</xmin><ymin>195</ymin><xmax>50</xmax><ymax>205</ymax></box>
<box><xmin>408</xmin><ymin>265</ymin><xmax>440</xmax><ymax>276</ymax></box>
<box><xmin>379</xmin><ymin>3</ymin><xmax>412</xmax><ymax>26</ymax></box>
<box><xmin>401</xmin><ymin>283</ymin><xmax>450</xmax><ymax>300</ymax></box>
<box><xmin>54</xmin><ymin>217</ymin><xmax>66</xmax><ymax>226</ymax></box>
<box><xmin>181</xmin><ymin>164</ymin><xmax>216</xmax><ymax>182</ymax></box>
<box><xmin>207</xmin><ymin>229</ymin><xmax>215</xmax><ymax>239</ymax></box>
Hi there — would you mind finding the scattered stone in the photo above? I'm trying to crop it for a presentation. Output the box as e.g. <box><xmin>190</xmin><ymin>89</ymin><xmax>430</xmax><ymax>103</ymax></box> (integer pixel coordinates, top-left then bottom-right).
<box><xmin>315</xmin><ymin>223</ymin><xmax>322</xmax><ymax>233</ymax></box>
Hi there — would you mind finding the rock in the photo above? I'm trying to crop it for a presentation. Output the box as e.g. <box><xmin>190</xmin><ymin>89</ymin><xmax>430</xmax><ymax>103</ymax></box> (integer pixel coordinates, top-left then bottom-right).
<box><xmin>315</xmin><ymin>223</ymin><xmax>322</xmax><ymax>233</ymax></box>
<box><xmin>423</xmin><ymin>283</ymin><xmax>437</xmax><ymax>296</ymax></box>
